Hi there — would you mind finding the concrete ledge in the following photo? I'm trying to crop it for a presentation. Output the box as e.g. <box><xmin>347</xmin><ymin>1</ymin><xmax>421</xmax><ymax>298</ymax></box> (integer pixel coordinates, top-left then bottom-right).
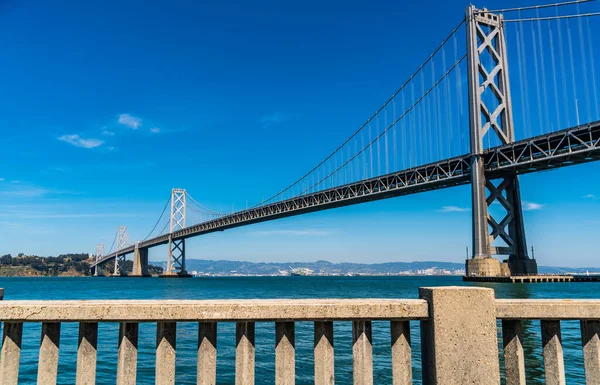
<box><xmin>0</xmin><ymin>299</ymin><xmax>429</xmax><ymax>322</ymax></box>
<box><xmin>496</xmin><ymin>299</ymin><xmax>600</xmax><ymax>320</ymax></box>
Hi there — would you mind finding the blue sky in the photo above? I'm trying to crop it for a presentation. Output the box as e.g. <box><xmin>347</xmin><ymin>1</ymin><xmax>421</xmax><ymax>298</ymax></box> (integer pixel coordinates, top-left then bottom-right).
<box><xmin>0</xmin><ymin>0</ymin><xmax>599</xmax><ymax>267</ymax></box>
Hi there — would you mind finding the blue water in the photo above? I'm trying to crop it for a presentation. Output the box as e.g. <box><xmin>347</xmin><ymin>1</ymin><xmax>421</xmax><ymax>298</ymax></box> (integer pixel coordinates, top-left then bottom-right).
<box><xmin>0</xmin><ymin>276</ymin><xmax>597</xmax><ymax>384</ymax></box>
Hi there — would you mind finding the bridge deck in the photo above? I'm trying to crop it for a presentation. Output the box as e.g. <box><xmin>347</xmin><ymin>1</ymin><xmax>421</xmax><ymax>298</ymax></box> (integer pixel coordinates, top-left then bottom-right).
<box><xmin>94</xmin><ymin>121</ymin><xmax>600</xmax><ymax>266</ymax></box>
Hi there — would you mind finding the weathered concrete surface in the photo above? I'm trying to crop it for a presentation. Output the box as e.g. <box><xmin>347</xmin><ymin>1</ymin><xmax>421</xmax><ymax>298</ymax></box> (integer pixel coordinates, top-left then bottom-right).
<box><xmin>581</xmin><ymin>320</ymin><xmax>600</xmax><ymax>385</ymax></box>
<box><xmin>314</xmin><ymin>321</ymin><xmax>334</xmax><ymax>385</ymax></box>
<box><xmin>76</xmin><ymin>322</ymin><xmax>97</xmax><ymax>385</ymax></box>
<box><xmin>419</xmin><ymin>286</ymin><xmax>500</xmax><ymax>385</ymax></box>
<box><xmin>541</xmin><ymin>320</ymin><xmax>566</xmax><ymax>385</ymax></box>
<box><xmin>198</xmin><ymin>322</ymin><xmax>217</xmax><ymax>385</ymax></box>
<box><xmin>390</xmin><ymin>321</ymin><xmax>411</xmax><ymax>385</ymax></box>
<box><xmin>502</xmin><ymin>319</ymin><xmax>526</xmax><ymax>385</ymax></box>
<box><xmin>352</xmin><ymin>320</ymin><xmax>373</xmax><ymax>385</ymax></box>
<box><xmin>0</xmin><ymin>322</ymin><xmax>23</xmax><ymax>385</ymax></box>
<box><xmin>496</xmin><ymin>299</ymin><xmax>600</xmax><ymax>319</ymax></box>
<box><xmin>0</xmin><ymin>299</ymin><xmax>428</xmax><ymax>322</ymax></box>
<box><xmin>116</xmin><ymin>322</ymin><xmax>138</xmax><ymax>385</ymax></box>
<box><xmin>156</xmin><ymin>322</ymin><xmax>177</xmax><ymax>385</ymax></box>
<box><xmin>37</xmin><ymin>322</ymin><xmax>61</xmax><ymax>385</ymax></box>
<box><xmin>131</xmin><ymin>247</ymin><xmax>150</xmax><ymax>277</ymax></box>
<box><xmin>275</xmin><ymin>322</ymin><xmax>295</xmax><ymax>385</ymax></box>
<box><xmin>236</xmin><ymin>322</ymin><xmax>255</xmax><ymax>385</ymax></box>
<box><xmin>465</xmin><ymin>257</ymin><xmax>506</xmax><ymax>277</ymax></box>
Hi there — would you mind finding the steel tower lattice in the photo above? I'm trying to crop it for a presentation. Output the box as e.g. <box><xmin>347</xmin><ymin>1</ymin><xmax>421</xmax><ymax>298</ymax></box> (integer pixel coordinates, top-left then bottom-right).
<box><xmin>165</xmin><ymin>188</ymin><xmax>188</xmax><ymax>275</ymax></box>
<box><xmin>465</xmin><ymin>6</ymin><xmax>537</xmax><ymax>275</ymax></box>
<box><xmin>94</xmin><ymin>243</ymin><xmax>104</xmax><ymax>276</ymax></box>
<box><xmin>113</xmin><ymin>226</ymin><xmax>128</xmax><ymax>275</ymax></box>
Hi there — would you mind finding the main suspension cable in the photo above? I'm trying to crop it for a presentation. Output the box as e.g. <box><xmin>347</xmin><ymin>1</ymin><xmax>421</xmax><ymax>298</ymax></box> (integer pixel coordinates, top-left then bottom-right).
<box><xmin>144</xmin><ymin>195</ymin><xmax>171</xmax><ymax>240</ymax></box>
<box><xmin>482</xmin><ymin>0</ymin><xmax>596</xmax><ymax>13</ymax></box>
<box><xmin>186</xmin><ymin>193</ymin><xmax>223</xmax><ymax>215</ymax></box>
<box><xmin>106</xmin><ymin>229</ymin><xmax>117</xmax><ymax>255</ymax></box>
<box><xmin>506</xmin><ymin>12</ymin><xmax>600</xmax><ymax>22</ymax></box>
<box><xmin>298</xmin><ymin>55</ymin><xmax>467</xmax><ymax>196</ymax></box>
<box><xmin>251</xmin><ymin>18</ymin><xmax>466</xmax><ymax>207</ymax></box>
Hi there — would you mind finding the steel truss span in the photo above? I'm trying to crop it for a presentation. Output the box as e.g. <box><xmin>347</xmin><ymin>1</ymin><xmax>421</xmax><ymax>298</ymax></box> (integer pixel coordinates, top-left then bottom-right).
<box><xmin>93</xmin><ymin>121</ymin><xmax>600</xmax><ymax>267</ymax></box>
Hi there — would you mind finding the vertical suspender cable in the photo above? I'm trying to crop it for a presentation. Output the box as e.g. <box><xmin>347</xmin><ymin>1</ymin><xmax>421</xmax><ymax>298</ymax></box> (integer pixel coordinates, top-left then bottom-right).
<box><xmin>566</xmin><ymin>13</ymin><xmax>580</xmax><ymax>125</ymax></box>
<box><xmin>393</xmin><ymin>98</ymin><xmax>398</xmax><ymax>171</ymax></box>
<box><xmin>556</xmin><ymin>7</ymin><xmax>572</xmax><ymax>125</ymax></box>
<box><xmin>429</xmin><ymin>58</ymin><xmax>436</xmax><ymax>159</ymax></box>
<box><xmin>516</xmin><ymin>12</ymin><xmax>531</xmax><ymax>138</ymax></box>
<box><xmin>453</xmin><ymin>33</ymin><xmax>465</xmax><ymax>154</ymax></box>
<box><xmin>530</xmin><ymin>18</ymin><xmax>545</xmax><ymax>135</ymax></box>
<box><xmin>369</xmin><ymin>124</ymin><xmax>373</xmax><ymax>177</ymax></box>
<box><xmin>548</xmin><ymin>14</ymin><xmax>562</xmax><ymax>130</ymax></box>
<box><xmin>577</xmin><ymin>3</ymin><xmax>592</xmax><ymax>122</ymax></box>
<box><xmin>420</xmin><ymin>71</ymin><xmax>426</xmax><ymax>164</ymax></box>
<box><xmin>585</xmin><ymin>15</ymin><xmax>599</xmax><ymax>119</ymax></box>
<box><xmin>385</xmin><ymin>106</ymin><xmax>389</xmax><ymax>174</ymax></box>
<box><xmin>410</xmin><ymin>80</ymin><xmax>416</xmax><ymax>167</ymax></box>
<box><xmin>535</xmin><ymin>8</ymin><xmax>552</xmax><ymax>133</ymax></box>
<box><xmin>376</xmin><ymin>116</ymin><xmax>381</xmax><ymax>176</ymax></box>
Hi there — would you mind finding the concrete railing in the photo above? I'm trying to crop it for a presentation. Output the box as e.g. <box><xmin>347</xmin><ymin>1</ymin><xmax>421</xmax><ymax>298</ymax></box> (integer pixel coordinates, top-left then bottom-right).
<box><xmin>497</xmin><ymin>299</ymin><xmax>600</xmax><ymax>385</ymax></box>
<box><xmin>0</xmin><ymin>287</ymin><xmax>597</xmax><ymax>384</ymax></box>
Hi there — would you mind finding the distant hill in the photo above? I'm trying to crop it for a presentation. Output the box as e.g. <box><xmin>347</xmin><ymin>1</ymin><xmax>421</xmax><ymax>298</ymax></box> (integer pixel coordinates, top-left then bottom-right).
<box><xmin>184</xmin><ymin>259</ymin><xmax>465</xmax><ymax>275</ymax></box>
<box><xmin>183</xmin><ymin>258</ymin><xmax>600</xmax><ymax>275</ymax></box>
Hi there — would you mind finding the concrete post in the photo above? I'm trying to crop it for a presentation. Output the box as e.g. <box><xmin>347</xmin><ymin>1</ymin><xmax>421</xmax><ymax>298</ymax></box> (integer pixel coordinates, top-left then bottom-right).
<box><xmin>37</xmin><ymin>322</ymin><xmax>61</xmax><ymax>384</ymax></box>
<box><xmin>419</xmin><ymin>287</ymin><xmax>500</xmax><ymax>385</ymax></box>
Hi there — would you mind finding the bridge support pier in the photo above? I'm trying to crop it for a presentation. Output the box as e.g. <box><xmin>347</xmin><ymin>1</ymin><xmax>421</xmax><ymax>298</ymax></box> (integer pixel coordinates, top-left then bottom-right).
<box><xmin>465</xmin><ymin>6</ymin><xmax>537</xmax><ymax>277</ymax></box>
<box><xmin>160</xmin><ymin>236</ymin><xmax>191</xmax><ymax>278</ymax></box>
<box><xmin>131</xmin><ymin>245</ymin><xmax>151</xmax><ymax>277</ymax></box>
<box><xmin>113</xmin><ymin>254</ymin><xmax>128</xmax><ymax>277</ymax></box>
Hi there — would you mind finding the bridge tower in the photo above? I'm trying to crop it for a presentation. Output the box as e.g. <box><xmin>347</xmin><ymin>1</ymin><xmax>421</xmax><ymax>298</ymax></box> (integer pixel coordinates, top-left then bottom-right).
<box><xmin>465</xmin><ymin>6</ymin><xmax>538</xmax><ymax>277</ymax></box>
<box><xmin>162</xmin><ymin>188</ymin><xmax>191</xmax><ymax>277</ymax></box>
<box><xmin>113</xmin><ymin>226</ymin><xmax>128</xmax><ymax>276</ymax></box>
<box><xmin>94</xmin><ymin>243</ymin><xmax>104</xmax><ymax>276</ymax></box>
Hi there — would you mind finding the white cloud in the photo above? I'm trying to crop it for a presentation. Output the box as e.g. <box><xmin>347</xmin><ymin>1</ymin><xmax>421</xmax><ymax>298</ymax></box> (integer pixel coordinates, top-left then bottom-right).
<box><xmin>0</xmin><ymin>187</ymin><xmax>73</xmax><ymax>198</ymax></box>
<box><xmin>58</xmin><ymin>134</ymin><xmax>104</xmax><ymax>149</ymax></box>
<box><xmin>0</xmin><ymin>178</ymin><xmax>4</xmax><ymax>182</ymax></box>
<box><xmin>118</xmin><ymin>113</ymin><xmax>142</xmax><ymax>129</ymax></box>
<box><xmin>439</xmin><ymin>206</ymin><xmax>471</xmax><ymax>213</ymax></box>
<box><xmin>0</xmin><ymin>212</ymin><xmax>134</xmax><ymax>219</ymax></box>
<box><xmin>150</xmin><ymin>127</ymin><xmax>160</xmax><ymax>133</ymax></box>
<box><xmin>260</xmin><ymin>112</ymin><xmax>294</xmax><ymax>126</ymax></box>
<box><xmin>523</xmin><ymin>202</ymin><xmax>543</xmax><ymax>211</ymax></box>
<box><xmin>101</xmin><ymin>130</ymin><xmax>115</xmax><ymax>136</ymax></box>
<box><xmin>584</xmin><ymin>194</ymin><xmax>598</xmax><ymax>200</ymax></box>
<box><xmin>250</xmin><ymin>229</ymin><xmax>331</xmax><ymax>236</ymax></box>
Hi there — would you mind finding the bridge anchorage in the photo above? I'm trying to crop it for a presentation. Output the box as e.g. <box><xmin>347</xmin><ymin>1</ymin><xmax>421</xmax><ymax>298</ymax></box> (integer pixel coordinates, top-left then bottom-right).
<box><xmin>465</xmin><ymin>6</ymin><xmax>537</xmax><ymax>277</ymax></box>
<box><xmin>91</xmin><ymin>2</ymin><xmax>600</xmax><ymax>279</ymax></box>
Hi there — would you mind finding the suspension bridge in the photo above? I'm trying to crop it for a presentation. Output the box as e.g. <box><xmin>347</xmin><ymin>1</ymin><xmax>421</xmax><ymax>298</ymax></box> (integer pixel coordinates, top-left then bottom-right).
<box><xmin>91</xmin><ymin>2</ymin><xmax>600</xmax><ymax>278</ymax></box>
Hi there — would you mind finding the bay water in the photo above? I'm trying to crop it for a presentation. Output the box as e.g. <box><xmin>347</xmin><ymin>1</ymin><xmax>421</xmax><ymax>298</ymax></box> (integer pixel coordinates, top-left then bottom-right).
<box><xmin>0</xmin><ymin>276</ymin><xmax>597</xmax><ymax>384</ymax></box>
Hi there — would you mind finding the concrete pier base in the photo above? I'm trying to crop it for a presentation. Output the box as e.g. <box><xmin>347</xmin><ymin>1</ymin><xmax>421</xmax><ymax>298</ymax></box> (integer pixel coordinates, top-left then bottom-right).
<box><xmin>132</xmin><ymin>247</ymin><xmax>150</xmax><ymax>277</ymax></box>
<box><xmin>507</xmin><ymin>257</ymin><xmax>538</xmax><ymax>276</ymax></box>
<box><xmin>159</xmin><ymin>272</ymin><xmax>193</xmax><ymax>278</ymax></box>
<box><xmin>465</xmin><ymin>257</ymin><xmax>510</xmax><ymax>277</ymax></box>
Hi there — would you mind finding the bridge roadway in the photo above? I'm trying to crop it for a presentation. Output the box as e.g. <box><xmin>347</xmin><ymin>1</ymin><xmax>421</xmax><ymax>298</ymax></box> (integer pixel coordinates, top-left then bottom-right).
<box><xmin>94</xmin><ymin>120</ymin><xmax>600</xmax><ymax>267</ymax></box>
